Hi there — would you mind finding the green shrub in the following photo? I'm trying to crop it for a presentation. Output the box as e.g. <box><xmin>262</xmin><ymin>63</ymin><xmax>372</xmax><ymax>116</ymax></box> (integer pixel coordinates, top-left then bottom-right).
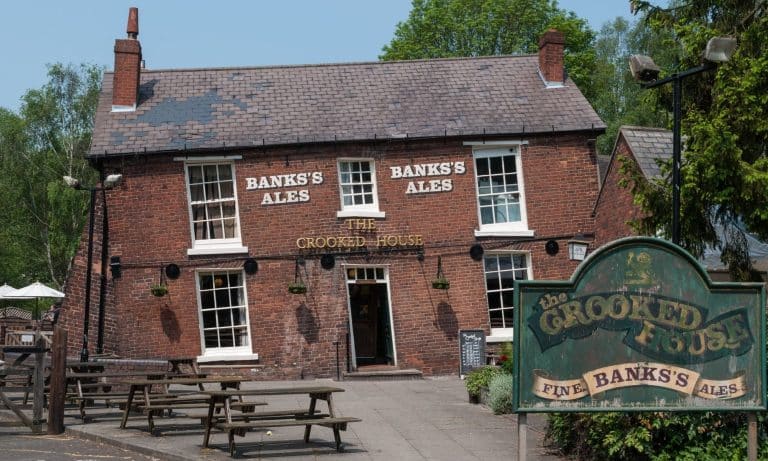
<box><xmin>546</xmin><ymin>412</ymin><xmax>768</xmax><ymax>460</ymax></box>
<box><xmin>488</xmin><ymin>373</ymin><xmax>514</xmax><ymax>414</ymax></box>
<box><xmin>465</xmin><ymin>365</ymin><xmax>501</xmax><ymax>397</ymax></box>
<box><xmin>496</xmin><ymin>341</ymin><xmax>513</xmax><ymax>374</ymax></box>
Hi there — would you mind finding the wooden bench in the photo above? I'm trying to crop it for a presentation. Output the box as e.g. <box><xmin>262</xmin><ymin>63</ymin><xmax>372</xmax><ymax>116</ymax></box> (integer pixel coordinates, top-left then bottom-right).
<box><xmin>189</xmin><ymin>408</ymin><xmax>327</xmax><ymax>425</ymax></box>
<box><xmin>216</xmin><ymin>416</ymin><xmax>361</xmax><ymax>456</ymax></box>
<box><xmin>201</xmin><ymin>386</ymin><xmax>360</xmax><ymax>456</ymax></box>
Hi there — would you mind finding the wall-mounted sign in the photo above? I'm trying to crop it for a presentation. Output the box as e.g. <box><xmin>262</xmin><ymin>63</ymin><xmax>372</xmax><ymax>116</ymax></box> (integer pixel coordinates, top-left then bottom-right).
<box><xmin>514</xmin><ymin>237</ymin><xmax>765</xmax><ymax>412</ymax></box>
<box><xmin>245</xmin><ymin>171</ymin><xmax>324</xmax><ymax>205</ymax></box>
<box><xmin>389</xmin><ymin>161</ymin><xmax>466</xmax><ymax>194</ymax></box>
<box><xmin>296</xmin><ymin>219</ymin><xmax>423</xmax><ymax>251</ymax></box>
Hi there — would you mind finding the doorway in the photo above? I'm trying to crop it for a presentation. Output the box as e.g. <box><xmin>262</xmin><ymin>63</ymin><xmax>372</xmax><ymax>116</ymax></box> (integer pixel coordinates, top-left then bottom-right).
<box><xmin>346</xmin><ymin>266</ymin><xmax>395</xmax><ymax>369</ymax></box>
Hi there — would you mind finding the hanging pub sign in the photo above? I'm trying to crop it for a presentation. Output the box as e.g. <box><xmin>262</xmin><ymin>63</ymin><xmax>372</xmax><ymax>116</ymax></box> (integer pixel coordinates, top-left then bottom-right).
<box><xmin>513</xmin><ymin>237</ymin><xmax>766</xmax><ymax>412</ymax></box>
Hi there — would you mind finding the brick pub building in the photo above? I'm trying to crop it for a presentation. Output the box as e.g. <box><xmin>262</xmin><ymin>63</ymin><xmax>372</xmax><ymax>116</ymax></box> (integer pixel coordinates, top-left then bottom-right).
<box><xmin>61</xmin><ymin>9</ymin><xmax>605</xmax><ymax>378</ymax></box>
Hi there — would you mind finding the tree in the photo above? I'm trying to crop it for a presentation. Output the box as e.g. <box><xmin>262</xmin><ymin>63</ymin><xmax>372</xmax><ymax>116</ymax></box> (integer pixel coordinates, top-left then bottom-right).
<box><xmin>0</xmin><ymin>63</ymin><xmax>102</xmax><ymax>288</ymax></box>
<box><xmin>623</xmin><ymin>0</ymin><xmax>768</xmax><ymax>263</ymax></box>
<box><xmin>380</xmin><ymin>0</ymin><xmax>598</xmax><ymax>100</ymax></box>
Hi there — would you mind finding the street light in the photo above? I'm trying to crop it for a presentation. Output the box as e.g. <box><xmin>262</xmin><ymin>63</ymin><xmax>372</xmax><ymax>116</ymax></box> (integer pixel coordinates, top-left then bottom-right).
<box><xmin>629</xmin><ymin>36</ymin><xmax>736</xmax><ymax>245</ymax></box>
<box><xmin>64</xmin><ymin>174</ymin><xmax>123</xmax><ymax>362</ymax></box>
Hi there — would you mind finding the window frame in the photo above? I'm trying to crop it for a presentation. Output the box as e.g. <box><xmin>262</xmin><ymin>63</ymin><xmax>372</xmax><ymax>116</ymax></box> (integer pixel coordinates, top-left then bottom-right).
<box><xmin>336</xmin><ymin>158</ymin><xmax>385</xmax><ymax>219</ymax></box>
<box><xmin>184</xmin><ymin>160</ymin><xmax>248</xmax><ymax>255</ymax></box>
<box><xmin>482</xmin><ymin>251</ymin><xmax>533</xmax><ymax>342</ymax></box>
<box><xmin>194</xmin><ymin>269</ymin><xmax>254</xmax><ymax>358</ymax></box>
<box><xmin>472</xmin><ymin>146</ymin><xmax>533</xmax><ymax>237</ymax></box>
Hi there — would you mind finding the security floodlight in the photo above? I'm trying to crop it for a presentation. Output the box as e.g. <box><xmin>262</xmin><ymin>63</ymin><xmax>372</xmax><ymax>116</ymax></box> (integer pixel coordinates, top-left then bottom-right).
<box><xmin>63</xmin><ymin>175</ymin><xmax>81</xmax><ymax>189</ymax></box>
<box><xmin>629</xmin><ymin>54</ymin><xmax>661</xmax><ymax>82</ymax></box>
<box><xmin>104</xmin><ymin>174</ymin><xmax>123</xmax><ymax>188</ymax></box>
<box><xmin>704</xmin><ymin>36</ymin><xmax>737</xmax><ymax>63</ymax></box>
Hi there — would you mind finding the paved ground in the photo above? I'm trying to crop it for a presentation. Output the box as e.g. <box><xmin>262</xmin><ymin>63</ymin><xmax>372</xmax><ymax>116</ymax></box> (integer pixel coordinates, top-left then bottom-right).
<box><xmin>2</xmin><ymin>377</ymin><xmax>563</xmax><ymax>460</ymax></box>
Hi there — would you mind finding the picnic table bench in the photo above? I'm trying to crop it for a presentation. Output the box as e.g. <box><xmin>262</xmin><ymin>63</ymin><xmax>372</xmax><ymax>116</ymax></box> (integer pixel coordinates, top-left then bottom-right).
<box><xmin>201</xmin><ymin>386</ymin><xmax>361</xmax><ymax>456</ymax></box>
<box><xmin>120</xmin><ymin>376</ymin><xmax>255</xmax><ymax>433</ymax></box>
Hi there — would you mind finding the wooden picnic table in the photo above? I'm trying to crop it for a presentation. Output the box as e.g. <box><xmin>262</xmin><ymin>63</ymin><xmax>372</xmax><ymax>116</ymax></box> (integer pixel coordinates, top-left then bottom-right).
<box><xmin>201</xmin><ymin>386</ymin><xmax>360</xmax><ymax>456</ymax></box>
<box><xmin>65</xmin><ymin>371</ymin><xmax>174</xmax><ymax>420</ymax></box>
<box><xmin>119</xmin><ymin>376</ymin><xmax>251</xmax><ymax>433</ymax></box>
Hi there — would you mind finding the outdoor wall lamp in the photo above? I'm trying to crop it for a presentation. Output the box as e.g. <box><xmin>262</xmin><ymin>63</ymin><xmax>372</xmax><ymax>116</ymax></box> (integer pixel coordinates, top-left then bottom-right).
<box><xmin>629</xmin><ymin>36</ymin><xmax>736</xmax><ymax>245</ymax></box>
<box><xmin>63</xmin><ymin>174</ymin><xmax>123</xmax><ymax>362</ymax></box>
<box><xmin>568</xmin><ymin>235</ymin><xmax>591</xmax><ymax>261</ymax></box>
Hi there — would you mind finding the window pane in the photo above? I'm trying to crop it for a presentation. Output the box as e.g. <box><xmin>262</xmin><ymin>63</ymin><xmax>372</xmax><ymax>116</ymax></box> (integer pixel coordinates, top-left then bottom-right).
<box><xmin>498</xmin><ymin>255</ymin><xmax>513</xmax><ymax>271</ymax></box>
<box><xmin>503</xmin><ymin>155</ymin><xmax>515</xmax><ymax>173</ymax></box>
<box><xmin>489</xmin><ymin>156</ymin><xmax>502</xmax><ymax>173</ymax></box>
<box><xmin>188</xmin><ymin>166</ymin><xmax>203</xmax><ymax>184</ymax></box>
<box><xmin>217</xmin><ymin>309</ymin><xmax>232</xmax><ymax>327</ymax></box>
<box><xmin>203</xmin><ymin>165</ymin><xmax>219</xmax><ymax>182</ymax></box>
<box><xmin>202</xmin><ymin>310</ymin><xmax>216</xmax><ymax>328</ymax></box>
<box><xmin>220</xmin><ymin>180</ymin><xmax>234</xmax><ymax>199</ymax></box>
<box><xmin>190</xmin><ymin>184</ymin><xmax>204</xmax><ymax>202</ymax></box>
<box><xmin>475</xmin><ymin>158</ymin><xmax>489</xmax><ymax>176</ymax></box>
<box><xmin>218</xmin><ymin>164</ymin><xmax>233</xmax><ymax>181</ymax></box>
<box><xmin>204</xmin><ymin>330</ymin><xmax>219</xmax><ymax>348</ymax></box>
<box><xmin>500</xmin><ymin>271</ymin><xmax>515</xmax><ymax>289</ymax></box>
<box><xmin>487</xmin><ymin>291</ymin><xmax>501</xmax><ymax>309</ymax></box>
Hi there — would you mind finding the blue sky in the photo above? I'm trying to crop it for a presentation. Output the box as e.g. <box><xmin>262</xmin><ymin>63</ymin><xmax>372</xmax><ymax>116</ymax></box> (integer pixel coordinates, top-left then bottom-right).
<box><xmin>0</xmin><ymin>1</ymin><xmax>633</xmax><ymax>111</ymax></box>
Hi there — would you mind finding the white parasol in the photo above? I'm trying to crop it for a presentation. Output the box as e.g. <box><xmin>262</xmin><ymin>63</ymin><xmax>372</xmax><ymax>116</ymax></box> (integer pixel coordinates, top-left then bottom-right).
<box><xmin>6</xmin><ymin>281</ymin><xmax>65</xmax><ymax>320</ymax></box>
<box><xmin>0</xmin><ymin>283</ymin><xmax>17</xmax><ymax>299</ymax></box>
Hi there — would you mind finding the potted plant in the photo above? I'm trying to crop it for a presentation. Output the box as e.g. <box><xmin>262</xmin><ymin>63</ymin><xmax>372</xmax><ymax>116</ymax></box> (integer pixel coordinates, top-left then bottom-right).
<box><xmin>431</xmin><ymin>277</ymin><xmax>450</xmax><ymax>290</ymax></box>
<box><xmin>150</xmin><ymin>284</ymin><xmax>168</xmax><ymax>297</ymax></box>
<box><xmin>465</xmin><ymin>365</ymin><xmax>501</xmax><ymax>404</ymax></box>
<box><xmin>288</xmin><ymin>282</ymin><xmax>307</xmax><ymax>294</ymax></box>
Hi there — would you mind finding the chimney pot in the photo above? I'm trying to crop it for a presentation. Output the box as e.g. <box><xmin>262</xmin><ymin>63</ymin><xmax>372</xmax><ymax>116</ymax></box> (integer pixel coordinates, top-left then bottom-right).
<box><xmin>538</xmin><ymin>29</ymin><xmax>565</xmax><ymax>86</ymax></box>
<box><xmin>127</xmin><ymin>7</ymin><xmax>139</xmax><ymax>39</ymax></box>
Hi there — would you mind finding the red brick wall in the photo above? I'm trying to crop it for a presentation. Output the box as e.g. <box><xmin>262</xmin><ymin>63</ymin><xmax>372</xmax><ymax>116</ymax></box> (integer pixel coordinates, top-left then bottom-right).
<box><xmin>63</xmin><ymin>132</ymin><xmax>599</xmax><ymax>377</ymax></box>
<box><xmin>593</xmin><ymin>135</ymin><xmax>644</xmax><ymax>247</ymax></box>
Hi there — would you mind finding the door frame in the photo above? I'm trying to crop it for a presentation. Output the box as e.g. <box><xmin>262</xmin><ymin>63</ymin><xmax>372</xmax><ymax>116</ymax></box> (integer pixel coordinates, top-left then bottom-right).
<box><xmin>343</xmin><ymin>264</ymin><xmax>397</xmax><ymax>370</ymax></box>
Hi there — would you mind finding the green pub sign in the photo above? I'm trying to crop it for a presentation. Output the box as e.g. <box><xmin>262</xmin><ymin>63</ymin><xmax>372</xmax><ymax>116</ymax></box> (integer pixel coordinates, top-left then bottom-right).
<box><xmin>513</xmin><ymin>237</ymin><xmax>766</xmax><ymax>412</ymax></box>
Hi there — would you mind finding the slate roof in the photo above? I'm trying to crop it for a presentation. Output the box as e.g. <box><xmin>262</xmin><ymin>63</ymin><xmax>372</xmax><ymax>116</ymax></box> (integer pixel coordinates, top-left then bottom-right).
<box><xmin>89</xmin><ymin>55</ymin><xmax>605</xmax><ymax>157</ymax></box>
<box><xmin>620</xmin><ymin>126</ymin><xmax>672</xmax><ymax>180</ymax></box>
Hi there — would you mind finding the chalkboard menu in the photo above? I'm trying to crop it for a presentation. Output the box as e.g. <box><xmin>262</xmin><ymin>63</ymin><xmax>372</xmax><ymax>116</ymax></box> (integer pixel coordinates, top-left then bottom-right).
<box><xmin>459</xmin><ymin>329</ymin><xmax>486</xmax><ymax>376</ymax></box>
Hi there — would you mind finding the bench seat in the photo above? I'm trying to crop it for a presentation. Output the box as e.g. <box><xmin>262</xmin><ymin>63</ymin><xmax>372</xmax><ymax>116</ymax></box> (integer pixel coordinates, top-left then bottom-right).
<box><xmin>215</xmin><ymin>416</ymin><xmax>361</xmax><ymax>456</ymax></box>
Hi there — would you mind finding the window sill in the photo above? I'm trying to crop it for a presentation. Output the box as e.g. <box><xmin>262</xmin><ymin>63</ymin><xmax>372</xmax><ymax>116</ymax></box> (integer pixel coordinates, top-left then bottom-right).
<box><xmin>187</xmin><ymin>245</ymin><xmax>249</xmax><ymax>256</ymax></box>
<box><xmin>336</xmin><ymin>210</ymin><xmax>386</xmax><ymax>219</ymax></box>
<box><xmin>197</xmin><ymin>353</ymin><xmax>259</xmax><ymax>363</ymax></box>
<box><xmin>474</xmin><ymin>229</ymin><xmax>534</xmax><ymax>238</ymax></box>
<box><xmin>487</xmin><ymin>333</ymin><xmax>514</xmax><ymax>343</ymax></box>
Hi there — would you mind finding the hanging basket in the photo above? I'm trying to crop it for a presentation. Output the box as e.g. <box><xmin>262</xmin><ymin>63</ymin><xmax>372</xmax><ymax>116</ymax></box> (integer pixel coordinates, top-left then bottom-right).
<box><xmin>288</xmin><ymin>282</ymin><xmax>307</xmax><ymax>294</ymax></box>
<box><xmin>431</xmin><ymin>256</ymin><xmax>449</xmax><ymax>289</ymax></box>
<box><xmin>431</xmin><ymin>278</ymin><xmax>450</xmax><ymax>290</ymax></box>
<box><xmin>150</xmin><ymin>284</ymin><xmax>168</xmax><ymax>297</ymax></box>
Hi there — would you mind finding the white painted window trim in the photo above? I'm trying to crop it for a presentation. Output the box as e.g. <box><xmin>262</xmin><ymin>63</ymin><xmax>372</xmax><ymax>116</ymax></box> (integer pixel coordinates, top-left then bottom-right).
<box><xmin>336</xmin><ymin>158</ymin><xmax>384</xmax><ymax>218</ymax></box>
<box><xmin>174</xmin><ymin>155</ymin><xmax>243</xmax><ymax>162</ymax></box>
<box><xmin>483</xmin><ymin>250</ymin><xmax>533</xmax><ymax>338</ymax></box>
<box><xmin>197</xmin><ymin>353</ymin><xmax>259</xmax><ymax>363</ymax></box>
<box><xmin>472</xmin><ymin>145</ymin><xmax>532</xmax><ymax>237</ymax></box>
<box><xmin>195</xmin><ymin>269</ymin><xmax>255</xmax><ymax>358</ymax></box>
<box><xmin>184</xmin><ymin>161</ymin><xmax>246</xmax><ymax>255</ymax></box>
<box><xmin>463</xmin><ymin>140</ymin><xmax>529</xmax><ymax>146</ymax></box>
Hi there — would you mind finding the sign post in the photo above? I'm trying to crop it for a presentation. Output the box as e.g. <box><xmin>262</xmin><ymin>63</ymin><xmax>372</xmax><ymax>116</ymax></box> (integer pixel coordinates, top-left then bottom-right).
<box><xmin>514</xmin><ymin>237</ymin><xmax>765</xmax><ymax>459</ymax></box>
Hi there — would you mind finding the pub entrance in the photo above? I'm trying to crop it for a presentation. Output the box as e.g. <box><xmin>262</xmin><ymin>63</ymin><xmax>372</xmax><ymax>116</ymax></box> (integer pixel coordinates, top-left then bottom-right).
<box><xmin>345</xmin><ymin>266</ymin><xmax>396</xmax><ymax>369</ymax></box>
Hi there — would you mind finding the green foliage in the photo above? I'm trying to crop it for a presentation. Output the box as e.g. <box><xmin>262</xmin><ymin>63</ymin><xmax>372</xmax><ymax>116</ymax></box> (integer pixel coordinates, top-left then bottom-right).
<box><xmin>621</xmin><ymin>1</ymin><xmax>768</xmax><ymax>259</ymax></box>
<box><xmin>487</xmin><ymin>373</ymin><xmax>514</xmax><ymax>414</ymax></box>
<box><xmin>465</xmin><ymin>365</ymin><xmax>501</xmax><ymax>396</ymax></box>
<box><xmin>380</xmin><ymin>0</ymin><xmax>597</xmax><ymax>100</ymax></box>
<box><xmin>547</xmin><ymin>412</ymin><xmax>768</xmax><ymax>460</ymax></box>
<box><xmin>496</xmin><ymin>341</ymin><xmax>514</xmax><ymax>374</ymax></box>
<box><xmin>0</xmin><ymin>63</ymin><xmax>102</xmax><ymax>288</ymax></box>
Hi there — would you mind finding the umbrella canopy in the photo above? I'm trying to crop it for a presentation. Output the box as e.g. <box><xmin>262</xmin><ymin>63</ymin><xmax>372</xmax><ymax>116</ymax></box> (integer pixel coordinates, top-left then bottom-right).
<box><xmin>4</xmin><ymin>281</ymin><xmax>65</xmax><ymax>321</ymax></box>
<box><xmin>0</xmin><ymin>283</ymin><xmax>17</xmax><ymax>299</ymax></box>
<box><xmin>8</xmin><ymin>281</ymin><xmax>65</xmax><ymax>299</ymax></box>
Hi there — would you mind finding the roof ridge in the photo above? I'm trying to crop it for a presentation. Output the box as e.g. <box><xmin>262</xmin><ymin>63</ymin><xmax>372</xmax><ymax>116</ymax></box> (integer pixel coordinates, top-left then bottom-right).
<box><xmin>106</xmin><ymin>53</ymin><xmax>536</xmax><ymax>75</ymax></box>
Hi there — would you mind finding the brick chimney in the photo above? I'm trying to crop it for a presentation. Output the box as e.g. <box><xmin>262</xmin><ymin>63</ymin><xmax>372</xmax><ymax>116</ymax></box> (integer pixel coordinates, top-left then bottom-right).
<box><xmin>112</xmin><ymin>7</ymin><xmax>142</xmax><ymax>111</ymax></box>
<box><xmin>538</xmin><ymin>29</ymin><xmax>565</xmax><ymax>87</ymax></box>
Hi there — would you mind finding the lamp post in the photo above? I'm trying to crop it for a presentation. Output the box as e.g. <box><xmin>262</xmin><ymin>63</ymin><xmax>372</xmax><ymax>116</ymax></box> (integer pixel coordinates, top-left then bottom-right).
<box><xmin>64</xmin><ymin>174</ymin><xmax>122</xmax><ymax>362</ymax></box>
<box><xmin>629</xmin><ymin>36</ymin><xmax>736</xmax><ymax>245</ymax></box>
